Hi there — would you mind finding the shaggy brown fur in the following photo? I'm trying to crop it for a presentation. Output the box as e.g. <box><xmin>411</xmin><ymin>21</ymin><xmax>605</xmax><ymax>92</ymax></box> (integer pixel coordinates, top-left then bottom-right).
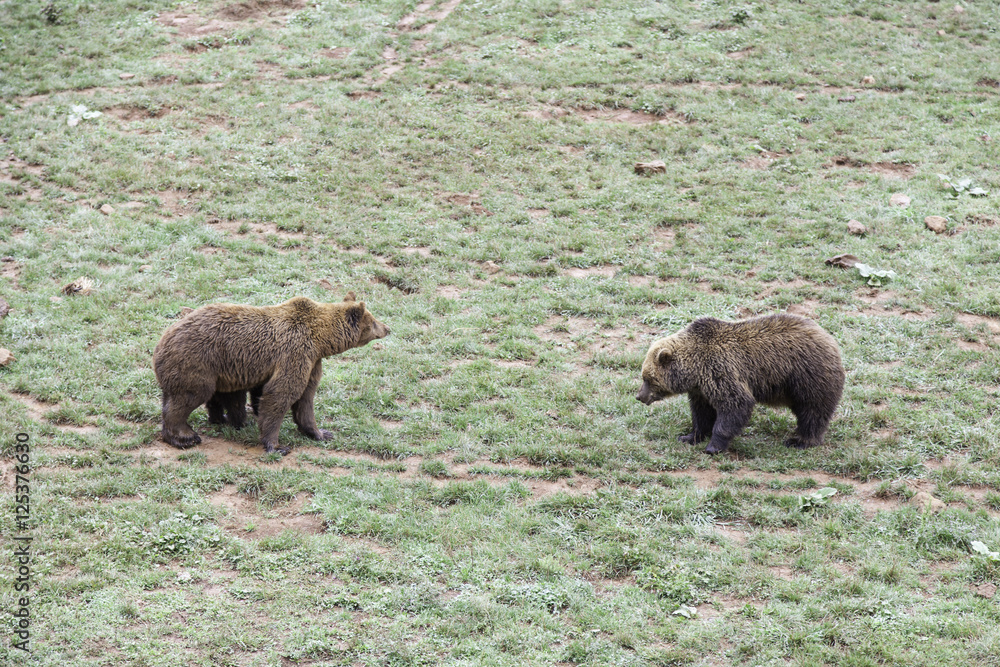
<box><xmin>637</xmin><ymin>314</ymin><xmax>844</xmax><ymax>454</ymax></box>
<box><xmin>153</xmin><ymin>292</ymin><xmax>389</xmax><ymax>454</ymax></box>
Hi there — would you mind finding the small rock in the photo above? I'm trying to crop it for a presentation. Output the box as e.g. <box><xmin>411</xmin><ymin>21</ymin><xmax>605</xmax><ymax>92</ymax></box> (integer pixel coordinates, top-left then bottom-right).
<box><xmin>0</xmin><ymin>348</ymin><xmax>14</xmax><ymax>367</ymax></box>
<box><xmin>925</xmin><ymin>216</ymin><xmax>948</xmax><ymax>234</ymax></box>
<box><xmin>909</xmin><ymin>491</ymin><xmax>945</xmax><ymax>513</ymax></box>
<box><xmin>0</xmin><ymin>297</ymin><xmax>9</xmax><ymax>319</ymax></box>
<box><xmin>825</xmin><ymin>253</ymin><xmax>859</xmax><ymax>269</ymax></box>
<box><xmin>99</xmin><ymin>204</ymin><xmax>115</xmax><ymax>215</ymax></box>
<box><xmin>838</xmin><ymin>95</ymin><xmax>856</xmax><ymax>103</ymax></box>
<box><xmin>862</xmin><ymin>75</ymin><xmax>875</xmax><ymax>85</ymax></box>
<box><xmin>973</xmin><ymin>583</ymin><xmax>997</xmax><ymax>599</ymax></box>
<box><xmin>847</xmin><ymin>220</ymin><xmax>867</xmax><ymax>235</ymax></box>
<box><xmin>119</xmin><ymin>73</ymin><xmax>136</xmax><ymax>80</ymax></box>
<box><xmin>634</xmin><ymin>160</ymin><xmax>667</xmax><ymax>175</ymax></box>
<box><xmin>954</xmin><ymin>4</ymin><xmax>965</xmax><ymax>13</ymax></box>
<box><xmin>482</xmin><ymin>261</ymin><xmax>501</xmax><ymax>275</ymax></box>
<box><xmin>317</xmin><ymin>279</ymin><xmax>334</xmax><ymax>291</ymax></box>
<box><xmin>62</xmin><ymin>277</ymin><xmax>94</xmax><ymax>296</ymax></box>
<box><xmin>889</xmin><ymin>193</ymin><xmax>911</xmax><ymax>207</ymax></box>
<box><xmin>795</xmin><ymin>93</ymin><xmax>806</xmax><ymax>101</ymax></box>
<box><xmin>937</xmin><ymin>29</ymin><xmax>946</xmax><ymax>36</ymax></box>
<box><xmin>138</xmin><ymin>265</ymin><xmax>153</xmax><ymax>273</ymax></box>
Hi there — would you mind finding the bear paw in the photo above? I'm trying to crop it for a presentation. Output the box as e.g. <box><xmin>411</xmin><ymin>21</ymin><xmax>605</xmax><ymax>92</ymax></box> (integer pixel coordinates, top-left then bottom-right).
<box><xmin>783</xmin><ymin>437</ymin><xmax>820</xmax><ymax>449</ymax></box>
<box><xmin>263</xmin><ymin>441</ymin><xmax>291</xmax><ymax>456</ymax></box>
<box><xmin>164</xmin><ymin>432</ymin><xmax>201</xmax><ymax>449</ymax></box>
<box><xmin>703</xmin><ymin>441</ymin><xmax>729</xmax><ymax>455</ymax></box>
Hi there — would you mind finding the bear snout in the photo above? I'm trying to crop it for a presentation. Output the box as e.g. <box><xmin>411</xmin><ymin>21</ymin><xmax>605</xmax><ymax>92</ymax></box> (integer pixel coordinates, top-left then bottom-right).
<box><xmin>636</xmin><ymin>380</ymin><xmax>656</xmax><ymax>405</ymax></box>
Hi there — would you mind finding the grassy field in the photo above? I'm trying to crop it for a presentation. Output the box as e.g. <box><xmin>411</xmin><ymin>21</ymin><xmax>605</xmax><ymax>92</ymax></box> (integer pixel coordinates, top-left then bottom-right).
<box><xmin>2</xmin><ymin>0</ymin><xmax>1000</xmax><ymax>664</ymax></box>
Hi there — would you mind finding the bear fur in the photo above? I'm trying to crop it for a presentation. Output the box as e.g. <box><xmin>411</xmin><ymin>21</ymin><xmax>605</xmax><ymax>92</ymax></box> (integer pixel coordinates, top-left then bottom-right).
<box><xmin>637</xmin><ymin>313</ymin><xmax>844</xmax><ymax>454</ymax></box>
<box><xmin>153</xmin><ymin>292</ymin><xmax>389</xmax><ymax>454</ymax></box>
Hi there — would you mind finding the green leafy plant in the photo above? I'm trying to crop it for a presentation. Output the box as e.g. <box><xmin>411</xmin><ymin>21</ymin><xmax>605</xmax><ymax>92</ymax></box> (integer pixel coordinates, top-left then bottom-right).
<box><xmin>798</xmin><ymin>487</ymin><xmax>837</xmax><ymax>512</ymax></box>
<box><xmin>855</xmin><ymin>263</ymin><xmax>897</xmax><ymax>287</ymax></box>
<box><xmin>971</xmin><ymin>541</ymin><xmax>1000</xmax><ymax>562</ymax></box>
<box><xmin>937</xmin><ymin>174</ymin><xmax>989</xmax><ymax>198</ymax></box>
<box><xmin>67</xmin><ymin>104</ymin><xmax>101</xmax><ymax>127</ymax></box>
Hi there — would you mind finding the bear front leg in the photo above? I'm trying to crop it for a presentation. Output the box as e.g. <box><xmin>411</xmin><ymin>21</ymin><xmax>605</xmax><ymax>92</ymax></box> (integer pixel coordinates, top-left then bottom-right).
<box><xmin>292</xmin><ymin>361</ymin><xmax>333</xmax><ymax>441</ymax></box>
<box><xmin>679</xmin><ymin>392</ymin><xmax>716</xmax><ymax>445</ymax></box>
<box><xmin>704</xmin><ymin>396</ymin><xmax>754</xmax><ymax>455</ymax></box>
<box><xmin>206</xmin><ymin>394</ymin><xmax>227</xmax><ymax>425</ymax></box>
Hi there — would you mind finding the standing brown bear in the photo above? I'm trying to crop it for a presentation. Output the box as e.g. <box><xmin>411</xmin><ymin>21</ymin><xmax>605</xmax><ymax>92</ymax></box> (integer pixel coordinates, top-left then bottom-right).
<box><xmin>637</xmin><ymin>313</ymin><xmax>844</xmax><ymax>454</ymax></box>
<box><xmin>153</xmin><ymin>292</ymin><xmax>389</xmax><ymax>454</ymax></box>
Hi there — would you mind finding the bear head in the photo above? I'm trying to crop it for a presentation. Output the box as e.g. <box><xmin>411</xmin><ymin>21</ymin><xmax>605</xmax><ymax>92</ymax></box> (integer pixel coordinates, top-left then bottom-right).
<box><xmin>636</xmin><ymin>334</ymin><xmax>694</xmax><ymax>405</ymax></box>
<box><xmin>342</xmin><ymin>292</ymin><xmax>391</xmax><ymax>346</ymax></box>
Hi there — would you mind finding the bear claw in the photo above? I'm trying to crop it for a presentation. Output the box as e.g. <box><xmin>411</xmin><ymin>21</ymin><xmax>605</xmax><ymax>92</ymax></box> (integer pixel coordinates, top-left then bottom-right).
<box><xmin>164</xmin><ymin>432</ymin><xmax>201</xmax><ymax>449</ymax></box>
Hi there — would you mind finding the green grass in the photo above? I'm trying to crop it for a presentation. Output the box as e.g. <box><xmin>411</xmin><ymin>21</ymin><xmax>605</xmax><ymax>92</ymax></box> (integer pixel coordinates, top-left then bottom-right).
<box><xmin>2</xmin><ymin>0</ymin><xmax>1000</xmax><ymax>664</ymax></box>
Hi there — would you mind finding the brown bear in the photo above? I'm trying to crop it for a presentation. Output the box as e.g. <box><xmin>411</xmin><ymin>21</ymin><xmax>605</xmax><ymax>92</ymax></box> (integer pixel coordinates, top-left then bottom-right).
<box><xmin>637</xmin><ymin>313</ymin><xmax>844</xmax><ymax>454</ymax></box>
<box><xmin>153</xmin><ymin>292</ymin><xmax>389</xmax><ymax>454</ymax></box>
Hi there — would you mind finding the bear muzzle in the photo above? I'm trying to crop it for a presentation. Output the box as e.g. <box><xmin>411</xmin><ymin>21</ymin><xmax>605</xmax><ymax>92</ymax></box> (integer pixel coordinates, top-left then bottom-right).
<box><xmin>636</xmin><ymin>380</ymin><xmax>658</xmax><ymax>405</ymax></box>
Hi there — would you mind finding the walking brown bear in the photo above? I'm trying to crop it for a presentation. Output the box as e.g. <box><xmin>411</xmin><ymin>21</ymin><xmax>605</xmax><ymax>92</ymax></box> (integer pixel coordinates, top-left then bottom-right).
<box><xmin>153</xmin><ymin>292</ymin><xmax>389</xmax><ymax>454</ymax></box>
<box><xmin>637</xmin><ymin>313</ymin><xmax>844</xmax><ymax>454</ymax></box>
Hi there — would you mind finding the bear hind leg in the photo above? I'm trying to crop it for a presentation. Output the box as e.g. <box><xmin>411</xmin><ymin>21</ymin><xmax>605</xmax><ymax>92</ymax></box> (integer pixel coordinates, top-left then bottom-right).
<box><xmin>785</xmin><ymin>403</ymin><xmax>834</xmax><ymax>449</ymax></box>
<box><xmin>162</xmin><ymin>388</ymin><xmax>213</xmax><ymax>449</ymax></box>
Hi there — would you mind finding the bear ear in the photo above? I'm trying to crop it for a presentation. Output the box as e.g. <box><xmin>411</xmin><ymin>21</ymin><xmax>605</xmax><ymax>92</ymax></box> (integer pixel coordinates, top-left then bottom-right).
<box><xmin>345</xmin><ymin>303</ymin><xmax>365</xmax><ymax>328</ymax></box>
<box><xmin>343</xmin><ymin>291</ymin><xmax>357</xmax><ymax>303</ymax></box>
<box><xmin>656</xmin><ymin>348</ymin><xmax>672</xmax><ymax>366</ymax></box>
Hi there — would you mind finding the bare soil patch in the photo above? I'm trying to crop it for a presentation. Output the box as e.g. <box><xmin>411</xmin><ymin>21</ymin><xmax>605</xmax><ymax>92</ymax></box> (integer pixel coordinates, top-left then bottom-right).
<box><xmin>525</xmin><ymin>106</ymin><xmax>689</xmax><ymax>126</ymax></box>
<box><xmin>7</xmin><ymin>392</ymin><xmax>100</xmax><ymax>434</ymax></box>
<box><xmin>209</xmin><ymin>486</ymin><xmax>325</xmax><ymax>538</ymax></box>
<box><xmin>209</xmin><ymin>218</ymin><xmax>309</xmax><ymax>244</ymax></box>
<box><xmin>443</xmin><ymin>192</ymin><xmax>492</xmax><ymax>216</ymax></box>
<box><xmin>562</xmin><ymin>265</ymin><xmax>617</xmax><ymax>279</ymax></box>
<box><xmin>157</xmin><ymin>1</ymin><xmax>301</xmax><ymax>38</ymax></box>
<box><xmin>827</xmin><ymin>156</ymin><xmax>916</xmax><ymax>179</ymax></box>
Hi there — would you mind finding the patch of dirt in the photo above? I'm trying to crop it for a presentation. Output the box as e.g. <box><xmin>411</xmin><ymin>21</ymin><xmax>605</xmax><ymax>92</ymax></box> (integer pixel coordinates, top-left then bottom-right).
<box><xmin>105</xmin><ymin>105</ymin><xmax>172</xmax><ymax>121</ymax></box>
<box><xmin>1</xmin><ymin>258</ymin><xmax>22</xmax><ymax>286</ymax></box>
<box><xmin>562</xmin><ymin>265</ymin><xmax>618</xmax><ymax>279</ymax></box>
<box><xmin>402</xmin><ymin>246</ymin><xmax>432</xmax><ymax>257</ymax></box>
<box><xmin>443</xmin><ymin>192</ymin><xmax>492</xmax><ymax>216</ymax></box>
<box><xmin>740</xmin><ymin>150</ymin><xmax>791</xmax><ymax>170</ymax></box>
<box><xmin>210</xmin><ymin>218</ymin><xmax>308</xmax><ymax>245</ymax></box>
<box><xmin>155</xmin><ymin>190</ymin><xmax>195</xmax><ymax>216</ymax></box>
<box><xmin>157</xmin><ymin>1</ymin><xmax>301</xmax><ymax>38</ymax></box>
<box><xmin>320</xmin><ymin>47</ymin><xmax>352</xmax><ymax>59</ymax></box>
<box><xmin>7</xmin><ymin>392</ymin><xmax>99</xmax><ymax>434</ymax></box>
<box><xmin>827</xmin><ymin>156</ymin><xmax>915</xmax><ymax>179</ymax></box>
<box><xmin>218</xmin><ymin>0</ymin><xmax>305</xmax><ymax>20</ymax></box>
<box><xmin>209</xmin><ymin>486</ymin><xmax>325</xmax><ymax>538</ymax></box>
<box><xmin>955</xmin><ymin>312</ymin><xmax>1000</xmax><ymax>335</ymax></box>
<box><xmin>434</xmin><ymin>285</ymin><xmax>465</xmax><ymax>298</ymax></box>
<box><xmin>725</xmin><ymin>47</ymin><xmax>754</xmax><ymax>60</ymax></box>
<box><xmin>525</xmin><ymin>106</ymin><xmax>689</xmax><ymax>126</ymax></box>
<box><xmin>494</xmin><ymin>359</ymin><xmax>533</xmax><ymax>369</ymax></box>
